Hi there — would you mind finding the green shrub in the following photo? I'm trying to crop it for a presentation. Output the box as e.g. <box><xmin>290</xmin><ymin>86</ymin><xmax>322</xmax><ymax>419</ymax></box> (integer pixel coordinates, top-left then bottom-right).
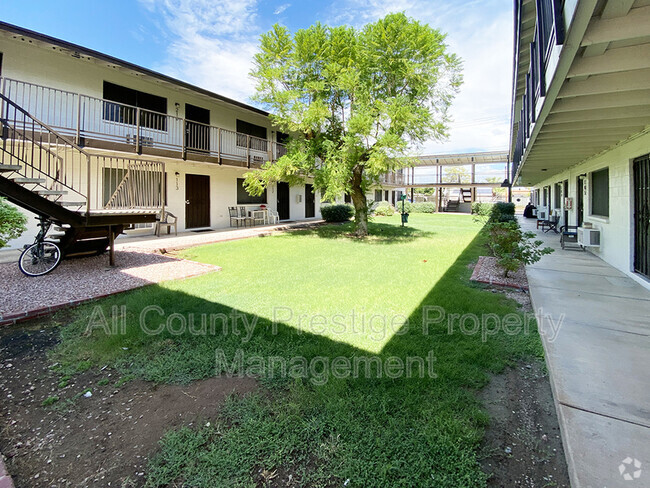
<box><xmin>0</xmin><ymin>197</ymin><xmax>27</xmax><ymax>248</ymax></box>
<box><xmin>412</xmin><ymin>202</ymin><xmax>436</xmax><ymax>213</ymax></box>
<box><xmin>373</xmin><ymin>201</ymin><xmax>395</xmax><ymax>216</ymax></box>
<box><xmin>321</xmin><ymin>204</ymin><xmax>354</xmax><ymax>222</ymax></box>
<box><xmin>485</xmin><ymin>220</ymin><xmax>554</xmax><ymax>277</ymax></box>
<box><xmin>395</xmin><ymin>201</ymin><xmax>413</xmax><ymax>214</ymax></box>
<box><xmin>471</xmin><ymin>202</ymin><xmax>494</xmax><ymax>217</ymax></box>
<box><xmin>491</xmin><ymin>202</ymin><xmax>516</xmax><ymax>222</ymax></box>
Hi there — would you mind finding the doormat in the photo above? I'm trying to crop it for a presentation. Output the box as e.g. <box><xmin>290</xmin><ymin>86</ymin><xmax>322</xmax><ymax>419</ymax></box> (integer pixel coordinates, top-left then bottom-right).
<box><xmin>191</xmin><ymin>229</ymin><xmax>213</xmax><ymax>233</ymax></box>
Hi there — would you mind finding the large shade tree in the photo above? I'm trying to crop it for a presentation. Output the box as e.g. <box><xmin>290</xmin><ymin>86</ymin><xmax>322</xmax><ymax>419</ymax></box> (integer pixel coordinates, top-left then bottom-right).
<box><xmin>244</xmin><ymin>13</ymin><xmax>462</xmax><ymax>236</ymax></box>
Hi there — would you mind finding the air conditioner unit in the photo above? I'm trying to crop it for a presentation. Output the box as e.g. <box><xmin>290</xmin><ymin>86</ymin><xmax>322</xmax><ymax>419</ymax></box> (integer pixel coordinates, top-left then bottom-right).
<box><xmin>537</xmin><ymin>208</ymin><xmax>548</xmax><ymax>220</ymax></box>
<box><xmin>578</xmin><ymin>228</ymin><xmax>600</xmax><ymax>247</ymax></box>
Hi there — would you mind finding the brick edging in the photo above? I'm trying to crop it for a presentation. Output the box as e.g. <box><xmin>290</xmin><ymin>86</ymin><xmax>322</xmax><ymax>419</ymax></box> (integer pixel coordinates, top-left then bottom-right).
<box><xmin>0</xmin><ymin>453</ymin><xmax>15</xmax><ymax>488</ymax></box>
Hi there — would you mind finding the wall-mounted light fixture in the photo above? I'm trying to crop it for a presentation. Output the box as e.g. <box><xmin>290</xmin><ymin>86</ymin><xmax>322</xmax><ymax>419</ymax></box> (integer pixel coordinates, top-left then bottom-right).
<box><xmin>175</xmin><ymin>171</ymin><xmax>180</xmax><ymax>190</ymax></box>
<box><xmin>174</xmin><ymin>103</ymin><xmax>180</xmax><ymax>117</ymax></box>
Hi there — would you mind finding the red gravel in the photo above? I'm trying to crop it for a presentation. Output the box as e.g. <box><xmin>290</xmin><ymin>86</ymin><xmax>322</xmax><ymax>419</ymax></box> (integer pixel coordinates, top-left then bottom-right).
<box><xmin>470</xmin><ymin>256</ymin><xmax>529</xmax><ymax>290</ymax></box>
<box><xmin>0</xmin><ymin>251</ymin><xmax>219</xmax><ymax>323</ymax></box>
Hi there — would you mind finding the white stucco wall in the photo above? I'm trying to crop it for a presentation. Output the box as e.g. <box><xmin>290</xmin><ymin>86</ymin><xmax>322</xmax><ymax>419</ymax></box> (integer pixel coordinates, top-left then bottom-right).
<box><xmin>531</xmin><ymin>130</ymin><xmax>650</xmax><ymax>289</ymax></box>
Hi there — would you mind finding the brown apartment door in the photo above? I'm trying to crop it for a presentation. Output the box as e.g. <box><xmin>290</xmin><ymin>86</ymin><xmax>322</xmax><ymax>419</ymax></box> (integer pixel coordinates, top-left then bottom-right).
<box><xmin>277</xmin><ymin>182</ymin><xmax>290</xmax><ymax>220</ymax></box>
<box><xmin>185</xmin><ymin>174</ymin><xmax>210</xmax><ymax>228</ymax></box>
<box><xmin>576</xmin><ymin>176</ymin><xmax>584</xmax><ymax>226</ymax></box>
<box><xmin>634</xmin><ymin>154</ymin><xmax>650</xmax><ymax>279</ymax></box>
<box><xmin>305</xmin><ymin>184</ymin><xmax>315</xmax><ymax>218</ymax></box>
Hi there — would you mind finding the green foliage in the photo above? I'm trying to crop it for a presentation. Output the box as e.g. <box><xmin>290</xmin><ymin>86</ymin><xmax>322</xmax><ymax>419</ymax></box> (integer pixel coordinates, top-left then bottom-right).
<box><xmin>491</xmin><ymin>202</ymin><xmax>516</xmax><ymax>222</ymax></box>
<box><xmin>244</xmin><ymin>13</ymin><xmax>462</xmax><ymax>235</ymax></box>
<box><xmin>0</xmin><ymin>197</ymin><xmax>27</xmax><ymax>248</ymax></box>
<box><xmin>472</xmin><ymin>202</ymin><xmax>515</xmax><ymax>224</ymax></box>
<box><xmin>373</xmin><ymin>201</ymin><xmax>395</xmax><ymax>216</ymax></box>
<box><xmin>471</xmin><ymin>202</ymin><xmax>493</xmax><ymax>217</ymax></box>
<box><xmin>485</xmin><ymin>220</ymin><xmax>554</xmax><ymax>277</ymax></box>
<box><xmin>412</xmin><ymin>202</ymin><xmax>436</xmax><ymax>213</ymax></box>
<box><xmin>41</xmin><ymin>396</ymin><xmax>60</xmax><ymax>407</ymax></box>
<box><xmin>320</xmin><ymin>203</ymin><xmax>354</xmax><ymax>222</ymax></box>
<box><xmin>395</xmin><ymin>201</ymin><xmax>436</xmax><ymax>214</ymax></box>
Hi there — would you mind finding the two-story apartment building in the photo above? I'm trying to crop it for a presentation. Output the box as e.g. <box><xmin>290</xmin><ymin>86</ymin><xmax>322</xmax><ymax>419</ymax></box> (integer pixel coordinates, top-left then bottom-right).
<box><xmin>510</xmin><ymin>0</ymin><xmax>650</xmax><ymax>288</ymax></box>
<box><xmin>0</xmin><ymin>22</ymin><xmax>407</xmax><ymax>251</ymax></box>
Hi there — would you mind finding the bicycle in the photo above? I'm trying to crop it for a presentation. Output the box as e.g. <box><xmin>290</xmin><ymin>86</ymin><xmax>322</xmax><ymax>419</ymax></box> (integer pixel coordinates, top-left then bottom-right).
<box><xmin>18</xmin><ymin>216</ymin><xmax>62</xmax><ymax>276</ymax></box>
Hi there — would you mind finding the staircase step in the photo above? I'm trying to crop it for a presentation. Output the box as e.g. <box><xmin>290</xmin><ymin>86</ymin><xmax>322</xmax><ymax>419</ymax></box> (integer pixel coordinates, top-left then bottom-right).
<box><xmin>0</xmin><ymin>164</ymin><xmax>22</xmax><ymax>172</ymax></box>
<box><xmin>54</xmin><ymin>225</ymin><xmax>72</xmax><ymax>232</ymax></box>
<box><xmin>37</xmin><ymin>190</ymin><xmax>68</xmax><ymax>196</ymax></box>
<box><xmin>13</xmin><ymin>177</ymin><xmax>46</xmax><ymax>184</ymax></box>
<box><xmin>59</xmin><ymin>201</ymin><xmax>86</xmax><ymax>207</ymax></box>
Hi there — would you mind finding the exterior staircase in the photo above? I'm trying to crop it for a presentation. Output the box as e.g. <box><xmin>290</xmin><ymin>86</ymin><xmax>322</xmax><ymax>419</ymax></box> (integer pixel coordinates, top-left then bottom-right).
<box><xmin>0</xmin><ymin>92</ymin><xmax>163</xmax><ymax>261</ymax></box>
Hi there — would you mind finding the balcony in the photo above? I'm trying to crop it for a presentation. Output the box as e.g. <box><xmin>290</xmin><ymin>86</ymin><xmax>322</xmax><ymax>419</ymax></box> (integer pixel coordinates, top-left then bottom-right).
<box><xmin>511</xmin><ymin>0</ymin><xmax>565</xmax><ymax>182</ymax></box>
<box><xmin>0</xmin><ymin>77</ymin><xmax>287</xmax><ymax>168</ymax></box>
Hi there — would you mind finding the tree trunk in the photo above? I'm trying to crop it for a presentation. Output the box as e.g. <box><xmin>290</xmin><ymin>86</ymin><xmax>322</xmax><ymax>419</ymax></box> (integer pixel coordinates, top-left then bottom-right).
<box><xmin>350</xmin><ymin>164</ymin><xmax>368</xmax><ymax>237</ymax></box>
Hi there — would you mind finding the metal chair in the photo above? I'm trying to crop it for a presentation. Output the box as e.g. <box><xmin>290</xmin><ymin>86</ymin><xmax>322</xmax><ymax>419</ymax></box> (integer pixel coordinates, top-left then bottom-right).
<box><xmin>540</xmin><ymin>214</ymin><xmax>560</xmax><ymax>233</ymax></box>
<box><xmin>560</xmin><ymin>225</ymin><xmax>583</xmax><ymax>250</ymax></box>
<box><xmin>155</xmin><ymin>211</ymin><xmax>178</xmax><ymax>236</ymax></box>
<box><xmin>229</xmin><ymin>207</ymin><xmax>247</xmax><ymax>228</ymax></box>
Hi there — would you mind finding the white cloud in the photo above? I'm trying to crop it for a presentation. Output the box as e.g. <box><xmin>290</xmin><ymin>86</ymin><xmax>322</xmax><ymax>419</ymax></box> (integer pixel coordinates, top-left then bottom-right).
<box><xmin>274</xmin><ymin>3</ymin><xmax>291</xmax><ymax>15</ymax></box>
<box><xmin>138</xmin><ymin>0</ymin><xmax>260</xmax><ymax>103</ymax></box>
<box><xmin>327</xmin><ymin>0</ymin><xmax>513</xmax><ymax>154</ymax></box>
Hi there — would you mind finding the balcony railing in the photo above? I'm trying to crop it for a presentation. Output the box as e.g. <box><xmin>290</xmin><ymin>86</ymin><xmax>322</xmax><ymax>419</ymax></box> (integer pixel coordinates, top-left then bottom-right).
<box><xmin>512</xmin><ymin>0</ymin><xmax>565</xmax><ymax>178</ymax></box>
<box><xmin>0</xmin><ymin>78</ymin><xmax>287</xmax><ymax>168</ymax></box>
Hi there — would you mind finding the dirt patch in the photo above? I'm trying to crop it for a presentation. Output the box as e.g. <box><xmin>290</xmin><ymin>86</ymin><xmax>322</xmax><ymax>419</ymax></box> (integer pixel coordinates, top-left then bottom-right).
<box><xmin>479</xmin><ymin>359</ymin><xmax>570</xmax><ymax>487</ymax></box>
<box><xmin>0</xmin><ymin>319</ymin><xmax>257</xmax><ymax>487</ymax></box>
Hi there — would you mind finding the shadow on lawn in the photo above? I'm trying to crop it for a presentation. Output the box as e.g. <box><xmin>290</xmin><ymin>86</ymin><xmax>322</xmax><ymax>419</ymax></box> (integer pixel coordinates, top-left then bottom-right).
<box><xmin>52</xmin><ymin>224</ymin><xmax>541</xmax><ymax>487</ymax></box>
<box><xmin>287</xmin><ymin>221</ymin><xmax>435</xmax><ymax>244</ymax></box>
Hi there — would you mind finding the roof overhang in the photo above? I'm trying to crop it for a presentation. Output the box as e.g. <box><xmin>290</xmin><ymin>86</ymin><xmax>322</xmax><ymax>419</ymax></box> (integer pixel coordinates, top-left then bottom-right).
<box><xmin>414</xmin><ymin>151</ymin><xmax>509</xmax><ymax>167</ymax></box>
<box><xmin>0</xmin><ymin>21</ymin><xmax>270</xmax><ymax>118</ymax></box>
<box><xmin>510</xmin><ymin>0</ymin><xmax>650</xmax><ymax>186</ymax></box>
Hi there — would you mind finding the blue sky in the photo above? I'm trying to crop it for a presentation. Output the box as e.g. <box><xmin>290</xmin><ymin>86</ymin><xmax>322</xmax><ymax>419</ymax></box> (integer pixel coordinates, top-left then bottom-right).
<box><xmin>2</xmin><ymin>0</ymin><xmax>514</xmax><ymax>156</ymax></box>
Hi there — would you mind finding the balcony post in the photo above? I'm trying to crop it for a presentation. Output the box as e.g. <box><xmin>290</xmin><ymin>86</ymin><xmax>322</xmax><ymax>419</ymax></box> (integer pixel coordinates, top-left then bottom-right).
<box><xmin>135</xmin><ymin>107</ymin><xmax>141</xmax><ymax>154</ymax></box>
<box><xmin>246</xmin><ymin>135</ymin><xmax>250</xmax><ymax>169</ymax></box>
<box><xmin>76</xmin><ymin>94</ymin><xmax>82</xmax><ymax>145</ymax></box>
<box><xmin>86</xmin><ymin>154</ymin><xmax>92</xmax><ymax>216</ymax></box>
<box><xmin>182</xmin><ymin>118</ymin><xmax>187</xmax><ymax>160</ymax></box>
<box><xmin>217</xmin><ymin>127</ymin><xmax>221</xmax><ymax>164</ymax></box>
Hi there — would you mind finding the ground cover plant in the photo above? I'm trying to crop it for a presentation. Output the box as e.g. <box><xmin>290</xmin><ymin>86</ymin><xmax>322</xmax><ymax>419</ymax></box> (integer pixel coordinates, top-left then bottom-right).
<box><xmin>52</xmin><ymin>214</ymin><xmax>543</xmax><ymax>487</ymax></box>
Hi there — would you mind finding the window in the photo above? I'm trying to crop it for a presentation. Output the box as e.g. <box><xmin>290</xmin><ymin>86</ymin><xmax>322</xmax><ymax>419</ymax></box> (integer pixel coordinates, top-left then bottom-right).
<box><xmin>236</xmin><ymin>119</ymin><xmax>268</xmax><ymax>151</ymax></box>
<box><xmin>103</xmin><ymin>81</ymin><xmax>167</xmax><ymax>131</ymax></box>
<box><xmin>374</xmin><ymin>190</ymin><xmax>383</xmax><ymax>201</ymax></box>
<box><xmin>237</xmin><ymin>178</ymin><xmax>266</xmax><ymax>204</ymax></box>
<box><xmin>344</xmin><ymin>193</ymin><xmax>351</xmax><ymax>203</ymax></box>
<box><xmin>591</xmin><ymin>168</ymin><xmax>609</xmax><ymax>217</ymax></box>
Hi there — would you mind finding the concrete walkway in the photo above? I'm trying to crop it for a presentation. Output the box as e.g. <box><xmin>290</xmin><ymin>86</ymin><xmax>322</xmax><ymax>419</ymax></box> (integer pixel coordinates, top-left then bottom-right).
<box><xmin>520</xmin><ymin>216</ymin><xmax>650</xmax><ymax>488</ymax></box>
<box><xmin>115</xmin><ymin>219</ymin><xmax>324</xmax><ymax>252</ymax></box>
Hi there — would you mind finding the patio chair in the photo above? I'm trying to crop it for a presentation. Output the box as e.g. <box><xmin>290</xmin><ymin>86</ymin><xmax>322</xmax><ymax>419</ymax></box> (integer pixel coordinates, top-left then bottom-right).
<box><xmin>560</xmin><ymin>225</ymin><xmax>583</xmax><ymax>250</ymax></box>
<box><xmin>155</xmin><ymin>211</ymin><xmax>178</xmax><ymax>236</ymax></box>
<box><xmin>239</xmin><ymin>206</ymin><xmax>253</xmax><ymax>227</ymax></box>
<box><xmin>540</xmin><ymin>214</ymin><xmax>560</xmax><ymax>233</ymax></box>
<box><xmin>267</xmin><ymin>209</ymin><xmax>280</xmax><ymax>224</ymax></box>
<box><xmin>229</xmin><ymin>207</ymin><xmax>247</xmax><ymax>228</ymax></box>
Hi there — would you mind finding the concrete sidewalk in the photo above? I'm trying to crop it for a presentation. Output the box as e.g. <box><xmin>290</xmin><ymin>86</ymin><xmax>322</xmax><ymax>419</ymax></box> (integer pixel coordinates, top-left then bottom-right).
<box><xmin>520</xmin><ymin>216</ymin><xmax>650</xmax><ymax>487</ymax></box>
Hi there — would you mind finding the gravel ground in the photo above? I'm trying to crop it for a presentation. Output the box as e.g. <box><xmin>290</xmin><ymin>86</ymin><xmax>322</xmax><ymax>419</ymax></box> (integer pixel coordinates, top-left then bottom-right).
<box><xmin>0</xmin><ymin>251</ymin><xmax>220</xmax><ymax>320</ymax></box>
<box><xmin>471</xmin><ymin>256</ymin><xmax>529</xmax><ymax>290</ymax></box>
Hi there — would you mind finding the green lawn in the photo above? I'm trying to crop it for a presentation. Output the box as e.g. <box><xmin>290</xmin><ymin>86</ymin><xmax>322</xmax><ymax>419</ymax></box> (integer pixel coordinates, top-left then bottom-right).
<box><xmin>54</xmin><ymin>213</ymin><xmax>542</xmax><ymax>487</ymax></box>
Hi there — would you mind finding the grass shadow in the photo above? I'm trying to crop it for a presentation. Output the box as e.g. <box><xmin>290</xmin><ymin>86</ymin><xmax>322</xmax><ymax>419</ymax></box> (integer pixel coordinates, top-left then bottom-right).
<box><xmin>287</xmin><ymin>220</ymin><xmax>436</xmax><ymax>244</ymax></box>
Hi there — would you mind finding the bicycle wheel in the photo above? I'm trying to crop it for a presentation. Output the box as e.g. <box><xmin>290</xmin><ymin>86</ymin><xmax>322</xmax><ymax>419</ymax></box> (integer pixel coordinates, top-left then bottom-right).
<box><xmin>19</xmin><ymin>240</ymin><xmax>62</xmax><ymax>277</ymax></box>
